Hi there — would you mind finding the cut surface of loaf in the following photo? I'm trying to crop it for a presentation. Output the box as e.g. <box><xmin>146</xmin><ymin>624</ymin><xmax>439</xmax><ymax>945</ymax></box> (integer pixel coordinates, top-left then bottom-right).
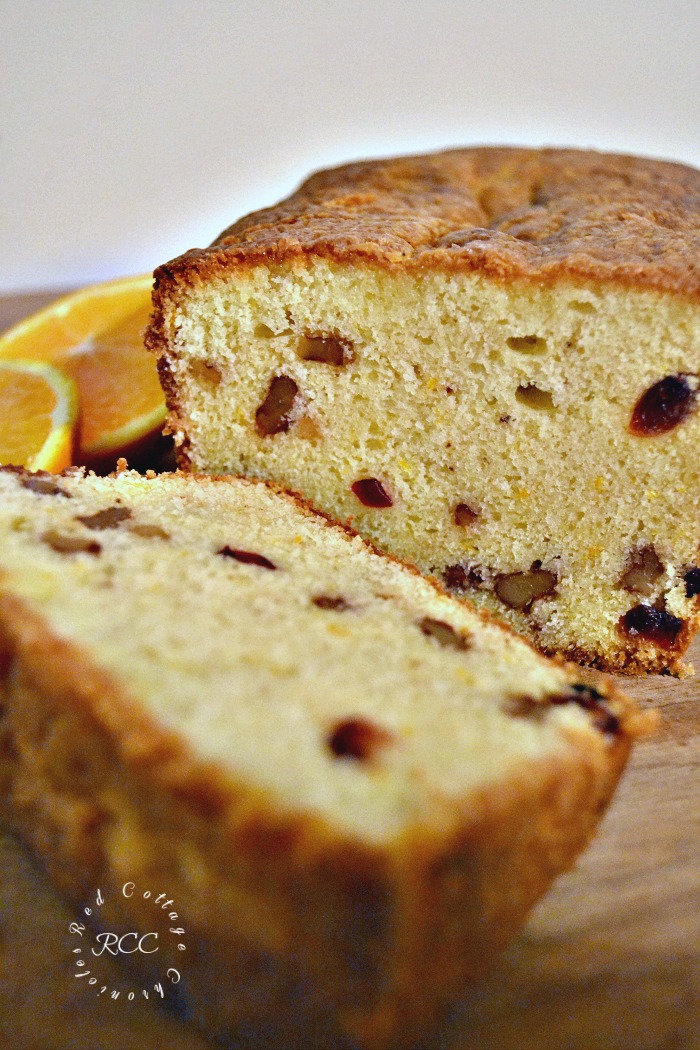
<box><xmin>148</xmin><ymin>145</ymin><xmax>700</xmax><ymax>675</ymax></box>
<box><xmin>0</xmin><ymin>466</ymin><xmax>644</xmax><ymax>1048</ymax></box>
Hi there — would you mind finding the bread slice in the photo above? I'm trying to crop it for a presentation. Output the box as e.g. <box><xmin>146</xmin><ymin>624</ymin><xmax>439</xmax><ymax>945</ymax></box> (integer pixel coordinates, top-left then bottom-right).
<box><xmin>0</xmin><ymin>466</ymin><xmax>645</xmax><ymax>1048</ymax></box>
<box><xmin>147</xmin><ymin>145</ymin><xmax>700</xmax><ymax>675</ymax></box>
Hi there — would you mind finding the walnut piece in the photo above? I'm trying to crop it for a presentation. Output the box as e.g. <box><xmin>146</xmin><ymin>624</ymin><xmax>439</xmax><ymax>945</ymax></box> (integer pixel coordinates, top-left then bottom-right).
<box><xmin>76</xmin><ymin>506</ymin><xmax>132</xmax><ymax>530</ymax></box>
<box><xmin>129</xmin><ymin>523</ymin><xmax>171</xmax><ymax>539</ymax></box>
<box><xmin>419</xmin><ymin>617</ymin><xmax>470</xmax><ymax>650</ymax></box>
<box><xmin>619</xmin><ymin>545</ymin><xmax>664</xmax><ymax>596</ymax></box>
<box><xmin>351</xmin><ymin>478</ymin><xmax>393</xmax><ymax>508</ymax></box>
<box><xmin>494</xmin><ymin>565</ymin><xmax>557</xmax><ymax>611</ymax></box>
<box><xmin>42</xmin><ymin>530</ymin><xmax>101</xmax><ymax>555</ymax></box>
<box><xmin>21</xmin><ymin>476</ymin><xmax>71</xmax><ymax>497</ymax></box>
<box><xmin>255</xmin><ymin>376</ymin><xmax>299</xmax><ymax>437</ymax></box>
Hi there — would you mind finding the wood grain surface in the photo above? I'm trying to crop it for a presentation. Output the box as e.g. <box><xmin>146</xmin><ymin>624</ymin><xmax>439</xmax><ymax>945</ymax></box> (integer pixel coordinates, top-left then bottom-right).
<box><xmin>0</xmin><ymin>291</ymin><xmax>698</xmax><ymax>1050</ymax></box>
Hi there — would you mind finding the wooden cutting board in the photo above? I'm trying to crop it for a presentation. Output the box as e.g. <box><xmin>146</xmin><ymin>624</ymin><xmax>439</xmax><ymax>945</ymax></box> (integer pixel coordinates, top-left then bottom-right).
<box><xmin>0</xmin><ymin>291</ymin><xmax>698</xmax><ymax>1050</ymax></box>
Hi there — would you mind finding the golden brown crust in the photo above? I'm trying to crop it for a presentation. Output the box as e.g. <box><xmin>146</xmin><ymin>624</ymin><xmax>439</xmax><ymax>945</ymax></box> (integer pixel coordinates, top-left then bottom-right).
<box><xmin>152</xmin><ymin>146</ymin><xmax>700</xmax><ymax>300</ymax></box>
<box><xmin>547</xmin><ymin>615</ymin><xmax>700</xmax><ymax>678</ymax></box>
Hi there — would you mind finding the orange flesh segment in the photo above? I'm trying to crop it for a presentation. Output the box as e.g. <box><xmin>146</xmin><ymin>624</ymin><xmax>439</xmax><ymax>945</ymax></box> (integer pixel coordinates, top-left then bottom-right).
<box><xmin>63</xmin><ymin>302</ymin><xmax>165</xmax><ymax>454</ymax></box>
<box><xmin>0</xmin><ymin>277</ymin><xmax>154</xmax><ymax>364</ymax></box>
<box><xmin>0</xmin><ymin>369</ymin><xmax>56</xmax><ymax>464</ymax></box>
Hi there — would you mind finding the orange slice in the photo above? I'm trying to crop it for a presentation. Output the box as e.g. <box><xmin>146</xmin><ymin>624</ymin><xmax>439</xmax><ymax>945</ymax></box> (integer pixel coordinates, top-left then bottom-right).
<box><xmin>0</xmin><ymin>275</ymin><xmax>166</xmax><ymax>463</ymax></box>
<box><xmin>0</xmin><ymin>360</ymin><xmax>78</xmax><ymax>472</ymax></box>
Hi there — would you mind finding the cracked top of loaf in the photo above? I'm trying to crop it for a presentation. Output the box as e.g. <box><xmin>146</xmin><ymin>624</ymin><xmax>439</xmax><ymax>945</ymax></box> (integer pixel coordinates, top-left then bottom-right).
<box><xmin>158</xmin><ymin>146</ymin><xmax>700</xmax><ymax>299</ymax></box>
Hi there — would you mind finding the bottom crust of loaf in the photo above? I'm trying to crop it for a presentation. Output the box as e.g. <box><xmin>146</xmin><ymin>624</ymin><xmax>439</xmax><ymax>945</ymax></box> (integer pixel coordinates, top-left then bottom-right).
<box><xmin>0</xmin><ymin>588</ymin><xmax>636</xmax><ymax>1049</ymax></box>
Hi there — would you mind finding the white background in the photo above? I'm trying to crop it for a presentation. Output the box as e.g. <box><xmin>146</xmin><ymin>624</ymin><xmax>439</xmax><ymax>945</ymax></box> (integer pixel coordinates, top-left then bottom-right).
<box><xmin>2</xmin><ymin>0</ymin><xmax>699</xmax><ymax>293</ymax></box>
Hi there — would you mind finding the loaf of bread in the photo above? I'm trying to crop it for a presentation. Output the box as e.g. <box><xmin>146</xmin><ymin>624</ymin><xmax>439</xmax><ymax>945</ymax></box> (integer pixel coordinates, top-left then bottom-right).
<box><xmin>0</xmin><ymin>465</ymin><xmax>645</xmax><ymax>1048</ymax></box>
<box><xmin>148</xmin><ymin>146</ymin><xmax>700</xmax><ymax>675</ymax></box>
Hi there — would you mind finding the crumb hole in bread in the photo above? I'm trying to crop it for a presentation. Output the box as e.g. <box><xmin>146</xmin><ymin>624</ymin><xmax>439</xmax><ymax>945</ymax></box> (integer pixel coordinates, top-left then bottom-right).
<box><xmin>351</xmin><ymin>478</ymin><xmax>394</xmax><ymax>508</ymax></box>
<box><xmin>327</xmin><ymin>717</ymin><xmax>393</xmax><ymax>762</ymax></box>
<box><xmin>313</xmin><ymin>595</ymin><xmax>350</xmax><ymax>610</ymax></box>
<box><xmin>295</xmin><ymin>415</ymin><xmax>323</xmax><ymax>441</ymax></box>
<box><xmin>684</xmin><ymin>567</ymin><xmax>700</xmax><ymax>598</ymax></box>
<box><xmin>568</xmin><ymin>300</ymin><xmax>596</xmax><ymax>314</ymax></box>
<box><xmin>76</xmin><ymin>506</ymin><xmax>132</xmax><ymax>530</ymax></box>
<box><xmin>255</xmin><ymin>375</ymin><xmax>299</xmax><ymax>437</ymax></box>
<box><xmin>494</xmin><ymin>566</ymin><xmax>557</xmax><ymax>611</ymax></box>
<box><xmin>42</xmin><ymin>530</ymin><xmax>101</xmax><ymax>555</ymax></box>
<box><xmin>21</xmin><ymin>476</ymin><xmax>71</xmax><ymax>497</ymax></box>
<box><xmin>515</xmin><ymin>384</ymin><xmax>556</xmax><ymax>412</ymax></box>
<box><xmin>506</xmin><ymin>335</ymin><xmax>548</xmax><ymax>355</ymax></box>
<box><xmin>189</xmin><ymin>358</ymin><xmax>223</xmax><ymax>388</ymax></box>
<box><xmin>618</xmin><ymin>603</ymin><xmax>684</xmax><ymax>650</ymax></box>
<box><xmin>618</xmin><ymin>545</ymin><xmax>664</xmax><ymax>596</ymax></box>
<box><xmin>629</xmin><ymin>373</ymin><xmax>699</xmax><ymax>436</ymax></box>
<box><xmin>296</xmin><ymin>333</ymin><xmax>355</xmax><ymax>366</ymax></box>
<box><xmin>254</xmin><ymin>321</ymin><xmax>294</xmax><ymax>338</ymax></box>
<box><xmin>419</xmin><ymin>617</ymin><xmax>470</xmax><ymax>650</ymax></box>
<box><xmin>454</xmin><ymin>503</ymin><xmax>479</xmax><ymax>527</ymax></box>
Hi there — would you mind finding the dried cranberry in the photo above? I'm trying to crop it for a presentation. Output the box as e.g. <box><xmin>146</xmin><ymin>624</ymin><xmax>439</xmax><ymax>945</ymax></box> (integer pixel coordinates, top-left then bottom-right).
<box><xmin>618</xmin><ymin>604</ymin><xmax>684</xmax><ymax>650</ymax></box>
<box><xmin>313</xmin><ymin>595</ymin><xmax>350</xmax><ymax>610</ymax></box>
<box><xmin>444</xmin><ymin>564</ymin><xmax>468</xmax><ymax>590</ymax></box>
<box><xmin>551</xmin><ymin>684</ymin><xmax>620</xmax><ymax>735</ymax></box>
<box><xmin>327</xmin><ymin>718</ymin><xmax>393</xmax><ymax>762</ymax></box>
<box><xmin>351</xmin><ymin>478</ymin><xmax>393</xmax><ymax>508</ymax></box>
<box><xmin>508</xmin><ymin>684</ymin><xmax>620</xmax><ymax>735</ymax></box>
<box><xmin>443</xmin><ymin>564</ymin><xmax>485</xmax><ymax>591</ymax></box>
<box><xmin>218</xmin><ymin>547</ymin><xmax>276</xmax><ymax>569</ymax></box>
<box><xmin>629</xmin><ymin>373</ymin><xmax>699</xmax><ymax>436</ymax></box>
<box><xmin>684</xmin><ymin>568</ymin><xmax>700</xmax><ymax>598</ymax></box>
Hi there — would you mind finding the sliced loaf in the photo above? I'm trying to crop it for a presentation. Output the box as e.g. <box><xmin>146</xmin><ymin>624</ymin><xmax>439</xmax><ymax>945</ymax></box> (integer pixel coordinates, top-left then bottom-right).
<box><xmin>0</xmin><ymin>466</ymin><xmax>645</xmax><ymax>1048</ymax></box>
